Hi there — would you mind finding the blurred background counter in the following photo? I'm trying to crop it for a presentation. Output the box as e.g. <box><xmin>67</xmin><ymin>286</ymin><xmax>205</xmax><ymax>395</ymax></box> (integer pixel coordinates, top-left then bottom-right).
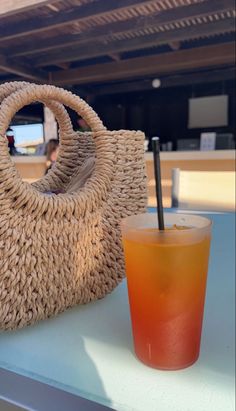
<box><xmin>13</xmin><ymin>149</ymin><xmax>235</xmax><ymax>208</ymax></box>
<box><xmin>146</xmin><ymin>149</ymin><xmax>235</xmax><ymax>208</ymax></box>
<box><xmin>13</xmin><ymin>156</ymin><xmax>46</xmax><ymax>183</ymax></box>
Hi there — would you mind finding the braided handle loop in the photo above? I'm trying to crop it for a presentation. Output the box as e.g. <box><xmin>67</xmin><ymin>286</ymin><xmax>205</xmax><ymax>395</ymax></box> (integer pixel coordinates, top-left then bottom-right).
<box><xmin>0</xmin><ymin>84</ymin><xmax>113</xmax><ymax>213</ymax></box>
<box><xmin>0</xmin><ymin>82</ymin><xmax>90</xmax><ymax>191</ymax></box>
<box><xmin>0</xmin><ymin>82</ymin><xmax>74</xmax><ymax>134</ymax></box>
<box><xmin>0</xmin><ymin>83</ymin><xmax>105</xmax><ymax>134</ymax></box>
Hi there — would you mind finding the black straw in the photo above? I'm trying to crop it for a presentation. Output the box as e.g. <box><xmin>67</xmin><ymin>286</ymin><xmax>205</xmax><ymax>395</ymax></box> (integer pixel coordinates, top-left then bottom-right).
<box><xmin>152</xmin><ymin>137</ymin><xmax>165</xmax><ymax>230</ymax></box>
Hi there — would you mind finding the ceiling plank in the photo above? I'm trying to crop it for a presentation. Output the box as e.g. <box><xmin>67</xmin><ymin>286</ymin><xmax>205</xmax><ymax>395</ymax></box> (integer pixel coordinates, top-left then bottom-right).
<box><xmin>0</xmin><ymin>55</ymin><xmax>48</xmax><ymax>81</ymax></box>
<box><xmin>0</xmin><ymin>0</ymin><xmax>58</xmax><ymax>17</ymax></box>
<box><xmin>51</xmin><ymin>43</ymin><xmax>236</xmax><ymax>85</ymax></box>
<box><xmin>9</xmin><ymin>0</ymin><xmax>235</xmax><ymax>57</ymax></box>
<box><xmin>0</xmin><ymin>0</ymin><xmax>157</xmax><ymax>43</ymax></box>
<box><xmin>92</xmin><ymin>67</ymin><xmax>235</xmax><ymax>95</ymax></box>
<box><xmin>108</xmin><ymin>54</ymin><xmax>121</xmax><ymax>62</ymax></box>
<box><xmin>56</xmin><ymin>62</ymin><xmax>71</xmax><ymax>70</ymax></box>
<box><xmin>34</xmin><ymin>17</ymin><xmax>235</xmax><ymax>66</ymax></box>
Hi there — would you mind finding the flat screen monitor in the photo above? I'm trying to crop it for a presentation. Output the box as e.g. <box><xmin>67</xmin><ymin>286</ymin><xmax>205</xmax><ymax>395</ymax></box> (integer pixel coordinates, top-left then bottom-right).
<box><xmin>188</xmin><ymin>95</ymin><xmax>228</xmax><ymax>129</ymax></box>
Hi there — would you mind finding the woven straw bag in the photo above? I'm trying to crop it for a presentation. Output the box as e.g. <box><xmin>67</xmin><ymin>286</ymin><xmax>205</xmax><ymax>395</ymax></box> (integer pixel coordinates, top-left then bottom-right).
<box><xmin>0</xmin><ymin>82</ymin><xmax>147</xmax><ymax>330</ymax></box>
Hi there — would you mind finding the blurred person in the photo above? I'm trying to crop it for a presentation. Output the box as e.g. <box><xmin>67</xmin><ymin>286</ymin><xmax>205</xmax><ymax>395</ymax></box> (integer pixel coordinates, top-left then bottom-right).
<box><xmin>35</xmin><ymin>141</ymin><xmax>47</xmax><ymax>156</ymax></box>
<box><xmin>45</xmin><ymin>139</ymin><xmax>59</xmax><ymax>174</ymax></box>
<box><xmin>6</xmin><ymin>128</ymin><xmax>19</xmax><ymax>156</ymax></box>
<box><xmin>77</xmin><ymin>117</ymin><xmax>90</xmax><ymax>132</ymax></box>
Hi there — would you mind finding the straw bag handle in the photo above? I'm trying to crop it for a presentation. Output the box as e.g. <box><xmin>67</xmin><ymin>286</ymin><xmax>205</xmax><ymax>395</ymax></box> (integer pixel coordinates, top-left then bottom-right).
<box><xmin>0</xmin><ymin>82</ymin><xmax>81</xmax><ymax>191</ymax></box>
<box><xmin>0</xmin><ymin>82</ymin><xmax>74</xmax><ymax>131</ymax></box>
<box><xmin>0</xmin><ymin>84</ymin><xmax>113</xmax><ymax>213</ymax></box>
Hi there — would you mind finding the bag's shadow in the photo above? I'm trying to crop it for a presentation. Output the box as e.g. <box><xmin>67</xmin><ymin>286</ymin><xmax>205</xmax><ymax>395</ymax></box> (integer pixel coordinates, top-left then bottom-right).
<box><xmin>0</xmin><ymin>281</ymin><xmax>131</xmax><ymax>410</ymax></box>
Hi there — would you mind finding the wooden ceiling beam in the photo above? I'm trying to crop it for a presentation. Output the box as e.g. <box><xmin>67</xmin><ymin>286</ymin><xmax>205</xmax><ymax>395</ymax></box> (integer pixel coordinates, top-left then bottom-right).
<box><xmin>0</xmin><ymin>0</ymin><xmax>156</xmax><ymax>43</ymax></box>
<box><xmin>108</xmin><ymin>53</ymin><xmax>121</xmax><ymax>62</ymax></box>
<box><xmin>55</xmin><ymin>62</ymin><xmax>71</xmax><ymax>70</ymax></box>
<box><xmin>92</xmin><ymin>67</ymin><xmax>236</xmax><ymax>95</ymax></box>
<box><xmin>0</xmin><ymin>0</ymin><xmax>58</xmax><ymax>17</ymax></box>
<box><xmin>50</xmin><ymin>43</ymin><xmax>236</xmax><ymax>86</ymax></box>
<box><xmin>9</xmin><ymin>0</ymin><xmax>235</xmax><ymax>57</ymax></box>
<box><xmin>34</xmin><ymin>18</ymin><xmax>235</xmax><ymax>66</ymax></box>
<box><xmin>0</xmin><ymin>55</ymin><xmax>48</xmax><ymax>81</ymax></box>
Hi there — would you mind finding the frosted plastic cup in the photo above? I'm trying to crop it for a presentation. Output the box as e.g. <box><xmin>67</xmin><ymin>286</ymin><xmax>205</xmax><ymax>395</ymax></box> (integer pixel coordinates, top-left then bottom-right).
<box><xmin>121</xmin><ymin>213</ymin><xmax>212</xmax><ymax>370</ymax></box>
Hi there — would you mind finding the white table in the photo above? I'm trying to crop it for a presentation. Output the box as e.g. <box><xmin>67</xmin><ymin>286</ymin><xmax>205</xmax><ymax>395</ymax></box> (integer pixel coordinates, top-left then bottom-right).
<box><xmin>0</xmin><ymin>212</ymin><xmax>235</xmax><ymax>411</ymax></box>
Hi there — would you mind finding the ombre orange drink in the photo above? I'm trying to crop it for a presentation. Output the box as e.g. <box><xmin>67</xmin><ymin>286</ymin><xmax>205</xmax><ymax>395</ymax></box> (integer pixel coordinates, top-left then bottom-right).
<box><xmin>121</xmin><ymin>213</ymin><xmax>211</xmax><ymax>370</ymax></box>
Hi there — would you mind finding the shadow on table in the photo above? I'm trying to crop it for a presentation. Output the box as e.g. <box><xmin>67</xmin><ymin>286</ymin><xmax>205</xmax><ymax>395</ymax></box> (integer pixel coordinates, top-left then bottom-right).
<box><xmin>0</xmin><ymin>323</ymin><xmax>116</xmax><ymax>410</ymax></box>
<box><xmin>199</xmin><ymin>214</ymin><xmax>235</xmax><ymax>378</ymax></box>
<box><xmin>176</xmin><ymin>214</ymin><xmax>235</xmax><ymax>380</ymax></box>
<box><xmin>198</xmin><ymin>309</ymin><xmax>235</xmax><ymax>378</ymax></box>
<box><xmin>0</xmin><ymin>280</ymin><xmax>132</xmax><ymax>411</ymax></box>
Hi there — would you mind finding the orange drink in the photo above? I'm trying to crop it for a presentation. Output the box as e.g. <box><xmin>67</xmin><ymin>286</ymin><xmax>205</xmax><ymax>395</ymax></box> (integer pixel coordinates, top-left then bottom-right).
<box><xmin>121</xmin><ymin>213</ymin><xmax>211</xmax><ymax>370</ymax></box>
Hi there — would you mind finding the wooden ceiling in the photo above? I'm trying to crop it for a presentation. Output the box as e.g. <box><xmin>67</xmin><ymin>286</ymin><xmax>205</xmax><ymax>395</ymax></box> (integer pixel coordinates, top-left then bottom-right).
<box><xmin>0</xmin><ymin>0</ymin><xmax>235</xmax><ymax>94</ymax></box>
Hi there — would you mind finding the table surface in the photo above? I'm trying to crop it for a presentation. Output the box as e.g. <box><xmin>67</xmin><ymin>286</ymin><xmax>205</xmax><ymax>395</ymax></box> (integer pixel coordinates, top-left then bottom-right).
<box><xmin>0</xmin><ymin>212</ymin><xmax>235</xmax><ymax>411</ymax></box>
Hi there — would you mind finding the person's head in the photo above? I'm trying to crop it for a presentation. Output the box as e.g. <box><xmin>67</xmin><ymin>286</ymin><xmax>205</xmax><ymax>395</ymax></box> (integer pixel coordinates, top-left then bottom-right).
<box><xmin>77</xmin><ymin>117</ymin><xmax>89</xmax><ymax>131</ymax></box>
<box><xmin>46</xmin><ymin>139</ymin><xmax>59</xmax><ymax>163</ymax></box>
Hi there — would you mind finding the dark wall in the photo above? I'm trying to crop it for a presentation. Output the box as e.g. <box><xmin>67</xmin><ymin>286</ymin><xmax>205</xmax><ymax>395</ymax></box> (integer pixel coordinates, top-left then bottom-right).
<box><xmin>12</xmin><ymin>103</ymin><xmax>44</xmax><ymax>125</ymax></box>
<box><xmin>93</xmin><ymin>79</ymin><xmax>235</xmax><ymax>151</ymax></box>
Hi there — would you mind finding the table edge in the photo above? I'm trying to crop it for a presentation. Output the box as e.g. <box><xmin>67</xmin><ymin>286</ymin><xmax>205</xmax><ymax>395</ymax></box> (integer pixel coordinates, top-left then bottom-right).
<box><xmin>0</xmin><ymin>367</ymin><xmax>114</xmax><ymax>411</ymax></box>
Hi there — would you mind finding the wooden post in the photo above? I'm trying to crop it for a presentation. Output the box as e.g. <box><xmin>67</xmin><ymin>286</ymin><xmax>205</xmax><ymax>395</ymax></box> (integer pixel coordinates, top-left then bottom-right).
<box><xmin>43</xmin><ymin>106</ymin><xmax>57</xmax><ymax>142</ymax></box>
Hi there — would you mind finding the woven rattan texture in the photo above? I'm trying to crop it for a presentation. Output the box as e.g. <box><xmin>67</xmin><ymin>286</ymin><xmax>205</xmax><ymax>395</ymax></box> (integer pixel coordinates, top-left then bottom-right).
<box><xmin>0</xmin><ymin>82</ymin><xmax>147</xmax><ymax>330</ymax></box>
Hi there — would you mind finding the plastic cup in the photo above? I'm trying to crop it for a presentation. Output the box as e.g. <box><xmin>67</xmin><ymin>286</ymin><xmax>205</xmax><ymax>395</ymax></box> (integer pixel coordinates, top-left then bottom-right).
<box><xmin>121</xmin><ymin>213</ymin><xmax>212</xmax><ymax>370</ymax></box>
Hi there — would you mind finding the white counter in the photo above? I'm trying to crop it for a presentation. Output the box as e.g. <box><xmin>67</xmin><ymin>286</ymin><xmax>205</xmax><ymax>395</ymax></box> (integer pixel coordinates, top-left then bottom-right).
<box><xmin>12</xmin><ymin>150</ymin><xmax>236</xmax><ymax>164</ymax></box>
<box><xmin>13</xmin><ymin>155</ymin><xmax>46</xmax><ymax>164</ymax></box>
<box><xmin>145</xmin><ymin>150</ymin><xmax>235</xmax><ymax>161</ymax></box>
<box><xmin>12</xmin><ymin>156</ymin><xmax>46</xmax><ymax>180</ymax></box>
